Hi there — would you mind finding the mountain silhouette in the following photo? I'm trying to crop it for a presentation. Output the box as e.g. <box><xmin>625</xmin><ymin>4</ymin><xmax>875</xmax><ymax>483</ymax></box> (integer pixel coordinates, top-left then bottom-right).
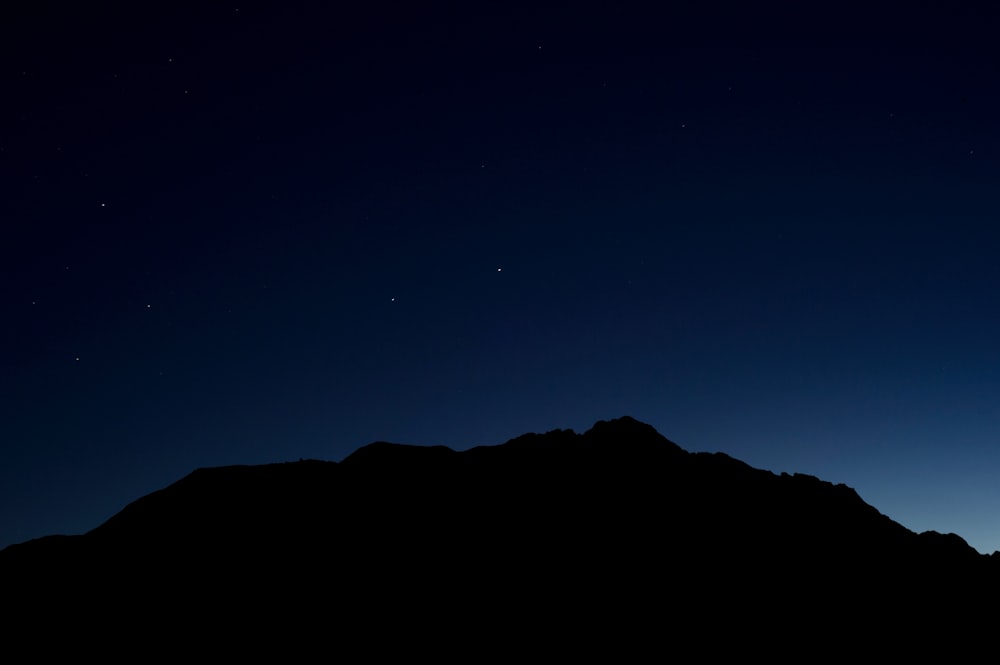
<box><xmin>3</xmin><ymin>416</ymin><xmax>994</xmax><ymax>653</ymax></box>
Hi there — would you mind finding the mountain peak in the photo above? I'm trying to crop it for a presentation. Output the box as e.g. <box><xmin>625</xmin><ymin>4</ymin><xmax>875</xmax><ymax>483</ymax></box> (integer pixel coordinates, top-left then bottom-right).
<box><xmin>583</xmin><ymin>415</ymin><xmax>685</xmax><ymax>452</ymax></box>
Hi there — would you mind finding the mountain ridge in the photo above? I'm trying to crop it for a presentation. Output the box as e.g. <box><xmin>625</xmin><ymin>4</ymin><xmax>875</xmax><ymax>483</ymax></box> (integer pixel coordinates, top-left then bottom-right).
<box><xmin>1</xmin><ymin>416</ymin><xmax>989</xmax><ymax>558</ymax></box>
<box><xmin>3</xmin><ymin>415</ymin><xmax>996</xmax><ymax>651</ymax></box>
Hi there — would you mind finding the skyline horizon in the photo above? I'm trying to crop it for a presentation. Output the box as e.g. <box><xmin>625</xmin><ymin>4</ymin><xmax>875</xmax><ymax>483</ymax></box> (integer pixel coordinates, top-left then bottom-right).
<box><xmin>5</xmin><ymin>1</ymin><xmax>1000</xmax><ymax>559</ymax></box>
<box><xmin>4</xmin><ymin>414</ymin><xmax>996</xmax><ymax>555</ymax></box>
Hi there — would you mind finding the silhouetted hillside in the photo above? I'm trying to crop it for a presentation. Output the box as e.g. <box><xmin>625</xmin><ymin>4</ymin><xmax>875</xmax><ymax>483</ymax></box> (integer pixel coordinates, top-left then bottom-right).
<box><xmin>3</xmin><ymin>417</ymin><xmax>995</xmax><ymax>653</ymax></box>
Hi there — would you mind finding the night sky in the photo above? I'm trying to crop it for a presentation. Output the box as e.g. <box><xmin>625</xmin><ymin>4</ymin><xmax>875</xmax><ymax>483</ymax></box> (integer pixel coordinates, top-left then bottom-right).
<box><xmin>5</xmin><ymin>1</ymin><xmax>1000</xmax><ymax>553</ymax></box>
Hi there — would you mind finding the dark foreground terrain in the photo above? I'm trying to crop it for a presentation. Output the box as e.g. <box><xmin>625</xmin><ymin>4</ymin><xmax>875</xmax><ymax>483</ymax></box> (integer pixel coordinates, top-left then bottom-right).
<box><xmin>3</xmin><ymin>417</ymin><xmax>995</xmax><ymax>653</ymax></box>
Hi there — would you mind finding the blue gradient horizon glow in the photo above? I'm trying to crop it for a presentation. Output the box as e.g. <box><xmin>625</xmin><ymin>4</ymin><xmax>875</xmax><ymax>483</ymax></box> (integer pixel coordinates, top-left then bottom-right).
<box><xmin>3</xmin><ymin>3</ymin><xmax>1000</xmax><ymax>555</ymax></box>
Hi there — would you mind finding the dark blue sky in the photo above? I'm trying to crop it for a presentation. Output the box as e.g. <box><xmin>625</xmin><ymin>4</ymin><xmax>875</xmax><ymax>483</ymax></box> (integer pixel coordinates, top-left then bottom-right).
<box><xmin>5</xmin><ymin>1</ymin><xmax>1000</xmax><ymax>552</ymax></box>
